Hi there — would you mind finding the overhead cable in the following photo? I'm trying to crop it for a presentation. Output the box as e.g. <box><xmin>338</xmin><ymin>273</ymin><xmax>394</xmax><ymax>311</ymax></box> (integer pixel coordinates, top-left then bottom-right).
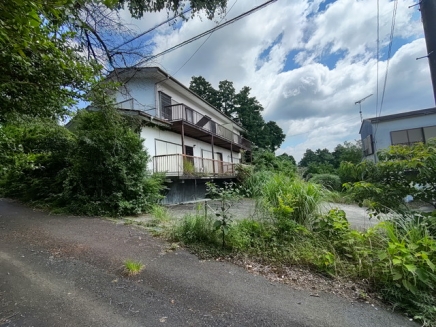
<box><xmin>172</xmin><ymin>0</ymin><xmax>239</xmax><ymax>76</ymax></box>
<box><xmin>111</xmin><ymin>7</ymin><xmax>193</xmax><ymax>52</ymax></box>
<box><xmin>135</xmin><ymin>0</ymin><xmax>278</xmax><ymax>66</ymax></box>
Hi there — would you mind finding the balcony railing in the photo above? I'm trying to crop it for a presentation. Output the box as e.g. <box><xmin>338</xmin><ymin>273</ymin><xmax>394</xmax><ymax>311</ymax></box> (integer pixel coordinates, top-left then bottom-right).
<box><xmin>115</xmin><ymin>99</ymin><xmax>252</xmax><ymax>150</ymax></box>
<box><xmin>160</xmin><ymin>104</ymin><xmax>251</xmax><ymax>150</ymax></box>
<box><xmin>153</xmin><ymin>154</ymin><xmax>239</xmax><ymax>177</ymax></box>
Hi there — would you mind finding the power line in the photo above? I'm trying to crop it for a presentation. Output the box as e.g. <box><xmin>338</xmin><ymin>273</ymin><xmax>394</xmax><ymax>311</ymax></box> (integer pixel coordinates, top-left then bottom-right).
<box><xmin>373</xmin><ymin>0</ymin><xmax>398</xmax><ymax>162</ymax></box>
<box><xmin>173</xmin><ymin>0</ymin><xmax>239</xmax><ymax>76</ymax></box>
<box><xmin>111</xmin><ymin>8</ymin><xmax>193</xmax><ymax>53</ymax></box>
<box><xmin>378</xmin><ymin>0</ymin><xmax>398</xmax><ymax>119</ymax></box>
<box><xmin>376</xmin><ymin>0</ymin><xmax>380</xmax><ymax>118</ymax></box>
<box><xmin>135</xmin><ymin>0</ymin><xmax>278</xmax><ymax>66</ymax></box>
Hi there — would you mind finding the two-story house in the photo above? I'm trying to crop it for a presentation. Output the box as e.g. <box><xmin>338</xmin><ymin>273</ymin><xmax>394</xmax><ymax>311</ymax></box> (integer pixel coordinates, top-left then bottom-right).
<box><xmin>107</xmin><ymin>67</ymin><xmax>252</xmax><ymax>204</ymax></box>
<box><xmin>360</xmin><ymin>107</ymin><xmax>436</xmax><ymax>162</ymax></box>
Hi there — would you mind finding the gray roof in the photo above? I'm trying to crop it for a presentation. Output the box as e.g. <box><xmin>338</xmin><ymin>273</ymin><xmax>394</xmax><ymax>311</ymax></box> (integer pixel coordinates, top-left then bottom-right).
<box><xmin>363</xmin><ymin>107</ymin><xmax>436</xmax><ymax>124</ymax></box>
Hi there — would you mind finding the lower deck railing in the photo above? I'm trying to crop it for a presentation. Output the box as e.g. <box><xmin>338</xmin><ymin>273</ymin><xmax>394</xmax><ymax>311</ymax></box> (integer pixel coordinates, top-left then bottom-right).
<box><xmin>153</xmin><ymin>154</ymin><xmax>239</xmax><ymax>177</ymax></box>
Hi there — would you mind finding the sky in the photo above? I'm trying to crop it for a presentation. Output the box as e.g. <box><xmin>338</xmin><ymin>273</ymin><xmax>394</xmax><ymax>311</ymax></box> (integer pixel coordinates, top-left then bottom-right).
<box><xmin>118</xmin><ymin>0</ymin><xmax>434</xmax><ymax>162</ymax></box>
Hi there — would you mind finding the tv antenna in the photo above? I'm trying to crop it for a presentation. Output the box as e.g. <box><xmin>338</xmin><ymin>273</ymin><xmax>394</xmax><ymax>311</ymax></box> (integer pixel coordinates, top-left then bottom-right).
<box><xmin>355</xmin><ymin>94</ymin><xmax>373</xmax><ymax>122</ymax></box>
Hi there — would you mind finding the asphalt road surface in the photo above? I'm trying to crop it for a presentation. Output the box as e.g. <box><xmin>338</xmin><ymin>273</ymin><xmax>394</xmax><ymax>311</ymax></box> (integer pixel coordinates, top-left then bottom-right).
<box><xmin>0</xmin><ymin>199</ymin><xmax>417</xmax><ymax>327</ymax></box>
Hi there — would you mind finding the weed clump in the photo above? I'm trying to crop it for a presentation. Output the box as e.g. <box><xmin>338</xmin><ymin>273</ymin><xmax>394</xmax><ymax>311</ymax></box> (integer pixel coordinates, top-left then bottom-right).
<box><xmin>123</xmin><ymin>259</ymin><xmax>144</xmax><ymax>276</ymax></box>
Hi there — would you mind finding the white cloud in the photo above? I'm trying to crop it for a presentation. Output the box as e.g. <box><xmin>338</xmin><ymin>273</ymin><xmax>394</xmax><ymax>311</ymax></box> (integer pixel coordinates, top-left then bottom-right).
<box><xmin>118</xmin><ymin>0</ymin><xmax>434</xmax><ymax>162</ymax></box>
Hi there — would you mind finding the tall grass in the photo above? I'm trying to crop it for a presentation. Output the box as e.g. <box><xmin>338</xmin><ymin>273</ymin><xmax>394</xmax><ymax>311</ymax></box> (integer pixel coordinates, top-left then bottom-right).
<box><xmin>259</xmin><ymin>175</ymin><xmax>325</xmax><ymax>227</ymax></box>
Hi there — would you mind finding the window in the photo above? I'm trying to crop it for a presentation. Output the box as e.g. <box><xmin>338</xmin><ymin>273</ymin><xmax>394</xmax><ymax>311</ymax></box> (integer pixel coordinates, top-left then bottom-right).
<box><xmin>391</xmin><ymin>127</ymin><xmax>430</xmax><ymax>146</ymax></box>
<box><xmin>155</xmin><ymin>140</ymin><xmax>182</xmax><ymax>155</ymax></box>
<box><xmin>159</xmin><ymin>92</ymin><xmax>172</xmax><ymax>120</ymax></box>
<box><xmin>363</xmin><ymin>134</ymin><xmax>373</xmax><ymax>156</ymax></box>
<box><xmin>424</xmin><ymin>126</ymin><xmax>436</xmax><ymax>141</ymax></box>
<box><xmin>391</xmin><ymin>130</ymin><xmax>409</xmax><ymax>145</ymax></box>
<box><xmin>185</xmin><ymin>107</ymin><xmax>194</xmax><ymax>123</ymax></box>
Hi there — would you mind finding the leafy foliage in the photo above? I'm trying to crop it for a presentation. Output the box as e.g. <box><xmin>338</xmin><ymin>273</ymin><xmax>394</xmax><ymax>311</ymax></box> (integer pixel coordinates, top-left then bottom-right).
<box><xmin>0</xmin><ymin>120</ymin><xmax>74</xmax><ymax>203</ymax></box>
<box><xmin>298</xmin><ymin>141</ymin><xmax>363</xmax><ymax>179</ymax></box>
<box><xmin>309</xmin><ymin>174</ymin><xmax>342</xmax><ymax>191</ymax></box>
<box><xmin>63</xmin><ymin>107</ymin><xmax>164</xmax><ymax>216</ymax></box>
<box><xmin>346</xmin><ymin>140</ymin><xmax>436</xmax><ymax>214</ymax></box>
<box><xmin>0</xmin><ymin>0</ymin><xmax>97</xmax><ymax>122</ymax></box>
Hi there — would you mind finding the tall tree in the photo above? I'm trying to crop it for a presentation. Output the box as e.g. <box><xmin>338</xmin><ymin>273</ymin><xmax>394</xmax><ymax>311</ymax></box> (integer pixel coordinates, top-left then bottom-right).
<box><xmin>277</xmin><ymin>153</ymin><xmax>297</xmax><ymax>166</ymax></box>
<box><xmin>190</xmin><ymin>76</ymin><xmax>217</xmax><ymax>105</ymax></box>
<box><xmin>217</xmin><ymin>80</ymin><xmax>236</xmax><ymax>116</ymax></box>
<box><xmin>264</xmin><ymin>121</ymin><xmax>286</xmax><ymax>152</ymax></box>
<box><xmin>1</xmin><ymin>0</ymin><xmax>229</xmax><ymax>122</ymax></box>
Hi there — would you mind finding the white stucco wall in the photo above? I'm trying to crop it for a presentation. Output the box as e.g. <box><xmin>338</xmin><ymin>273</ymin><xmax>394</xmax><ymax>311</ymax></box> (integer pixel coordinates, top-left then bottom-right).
<box><xmin>115</xmin><ymin>77</ymin><xmax>156</xmax><ymax>114</ymax></box>
<box><xmin>373</xmin><ymin>114</ymin><xmax>436</xmax><ymax>153</ymax></box>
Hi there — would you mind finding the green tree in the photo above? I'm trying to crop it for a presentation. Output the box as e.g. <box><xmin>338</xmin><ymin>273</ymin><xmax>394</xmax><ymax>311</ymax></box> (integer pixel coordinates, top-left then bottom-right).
<box><xmin>189</xmin><ymin>76</ymin><xmax>217</xmax><ymax>105</ymax></box>
<box><xmin>1</xmin><ymin>0</ymin><xmax>229</xmax><ymax>122</ymax></box>
<box><xmin>217</xmin><ymin>80</ymin><xmax>237</xmax><ymax>116</ymax></box>
<box><xmin>332</xmin><ymin>140</ymin><xmax>362</xmax><ymax>168</ymax></box>
<box><xmin>263</xmin><ymin>121</ymin><xmax>286</xmax><ymax>152</ymax></box>
<box><xmin>63</xmin><ymin>107</ymin><xmax>164</xmax><ymax>216</ymax></box>
<box><xmin>0</xmin><ymin>0</ymin><xmax>97</xmax><ymax>122</ymax></box>
<box><xmin>277</xmin><ymin>153</ymin><xmax>296</xmax><ymax>166</ymax></box>
<box><xmin>0</xmin><ymin>120</ymin><xmax>75</xmax><ymax>203</ymax></box>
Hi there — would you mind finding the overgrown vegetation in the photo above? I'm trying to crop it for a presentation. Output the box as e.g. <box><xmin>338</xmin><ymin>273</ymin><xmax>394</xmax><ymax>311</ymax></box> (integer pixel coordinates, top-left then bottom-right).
<box><xmin>171</xmin><ymin>147</ymin><xmax>436</xmax><ymax>326</ymax></box>
<box><xmin>346</xmin><ymin>140</ymin><xmax>436</xmax><ymax>214</ymax></box>
<box><xmin>0</xmin><ymin>108</ymin><xmax>165</xmax><ymax>216</ymax></box>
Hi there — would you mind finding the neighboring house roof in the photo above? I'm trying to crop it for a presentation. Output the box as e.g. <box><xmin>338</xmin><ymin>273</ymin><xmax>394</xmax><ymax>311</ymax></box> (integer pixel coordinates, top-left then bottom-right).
<box><xmin>359</xmin><ymin>107</ymin><xmax>436</xmax><ymax>134</ymax></box>
<box><xmin>107</xmin><ymin>67</ymin><xmax>245</xmax><ymax>132</ymax></box>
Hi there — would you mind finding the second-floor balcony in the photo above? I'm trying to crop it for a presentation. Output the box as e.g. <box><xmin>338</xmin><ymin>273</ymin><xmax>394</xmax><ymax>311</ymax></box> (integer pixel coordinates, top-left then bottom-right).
<box><xmin>115</xmin><ymin>99</ymin><xmax>252</xmax><ymax>152</ymax></box>
<box><xmin>161</xmin><ymin>103</ymin><xmax>251</xmax><ymax>152</ymax></box>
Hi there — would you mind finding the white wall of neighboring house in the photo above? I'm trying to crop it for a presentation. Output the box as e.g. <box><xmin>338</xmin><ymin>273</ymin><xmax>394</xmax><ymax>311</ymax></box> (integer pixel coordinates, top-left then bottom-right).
<box><xmin>372</xmin><ymin>115</ymin><xmax>436</xmax><ymax>152</ymax></box>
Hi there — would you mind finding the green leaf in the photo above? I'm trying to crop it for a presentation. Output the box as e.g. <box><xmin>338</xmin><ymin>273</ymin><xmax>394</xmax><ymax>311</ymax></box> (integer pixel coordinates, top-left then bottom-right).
<box><xmin>392</xmin><ymin>271</ymin><xmax>402</xmax><ymax>281</ymax></box>
<box><xmin>392</xmin><ymin>258</ymin><xmax>402</xmax><ymax>265</ymax></box>
<box><xmin>405</xmin><ymin>264</ymin><xmax>417</xmax><ymax>273</ymax></box>
<box><xmin>213</xmin><ymin>220</ymin><xmax>222</xmax><ymax>230</ymax></box>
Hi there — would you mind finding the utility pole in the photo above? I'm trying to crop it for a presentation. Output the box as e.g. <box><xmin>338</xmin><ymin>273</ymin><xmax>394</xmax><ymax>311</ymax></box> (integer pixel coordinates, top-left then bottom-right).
<box><xmin>419</xmin><ymin>0</ymin><xmax>436</xmax><ymax>104</ymax></box>
<box><xmin>355</xmin><ymin>94</ymin><xmax>373</xmax><ymax>122</ymax></box>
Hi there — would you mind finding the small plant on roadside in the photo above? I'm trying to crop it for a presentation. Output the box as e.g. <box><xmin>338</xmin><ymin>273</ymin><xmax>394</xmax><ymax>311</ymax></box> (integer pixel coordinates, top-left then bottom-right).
<box><xmin>206</xmin><ymin>182</ymin><xmax>241</xmax><ymax>248</ymax></box>
<box><xmin>150</xmin><ymin>205</ymin><xmax>171</xmax><ymax>223</ymax></box>
<box><xmin>123</xmin><ymin>259</ymin><xmax>144</xmax><ymax>276</ymax></box>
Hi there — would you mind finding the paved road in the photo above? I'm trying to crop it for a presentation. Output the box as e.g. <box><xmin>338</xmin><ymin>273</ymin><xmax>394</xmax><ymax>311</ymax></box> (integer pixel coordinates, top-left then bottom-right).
<box><xmin>0</xmin><ymin>199</ymin><xmax>417</xmax><ymax>327</ymax></box>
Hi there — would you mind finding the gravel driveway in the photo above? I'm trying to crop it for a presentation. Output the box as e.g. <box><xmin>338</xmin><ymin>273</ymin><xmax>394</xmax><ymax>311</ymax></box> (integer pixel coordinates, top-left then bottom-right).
<box><xmin>132</xmin><ymin>199</ymin><xmax>380</xmax><ymax>230</ymax></box>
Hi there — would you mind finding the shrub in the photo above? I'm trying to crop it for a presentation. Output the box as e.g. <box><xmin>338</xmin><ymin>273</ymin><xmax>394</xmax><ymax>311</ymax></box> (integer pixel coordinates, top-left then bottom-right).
<box><xmin>62</xmin><ymin>108</ymin><xmax>164</xmax><ymax>216</ymax></box>
<box><xmin>0</xmin><ymin>120</ymin><xmax>74</xmax><ymax>204</ymax></box>
<box><xmin>309</xmin><ymin>173</ymin><xmax>341</xmax><ymax>191</ymax></box>
<box><xmin>172</xmin><ymin>214</ymin><xmax>217</xmax><ymax>245</ymax></box>
<box><xmin>371</xmin><ymin>214</ymin><xmax>436</xmax><ymax>325</ymax></box>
